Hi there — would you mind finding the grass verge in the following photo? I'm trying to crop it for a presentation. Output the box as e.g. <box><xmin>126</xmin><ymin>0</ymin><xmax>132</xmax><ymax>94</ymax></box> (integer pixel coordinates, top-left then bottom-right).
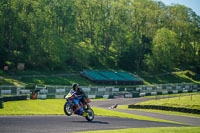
<box><xmin>92</xmin><ymin>108</ymin><xmax>185</xmax><ymax>124</ymax></box>
<box><xmin>0</xmin><ymin>99</ymin><xmax>66</xmax><ymax>115</ymax></box>
<box><xmin>136</xmin><ymin>94</ymin><xmax>200</xmax><ymax>110</ymax></box>
<box><xmin>117</xmin><ymin>94</ymin><xmax>200</xmax><ymax>117</ymax></box>
<box><xmin>140</xmin><ymin>70</ymin><xmax>200</xmax><ymax>85</ymax></box>
<box><xmin>118</xmin><ymin>105</ymin><xmax>200</xmax><ymax>117</ymax></box>
<box><xmin>144</xmin><ymin>93</ymin><xmax>197</xmax><ymax>98</ymax></box>
<box><xmin>1</xmin><ymin>70</ymin><xmax>199</xmax><ymax>86</ymax></box>
<box><xmin>74</xmin><ymin>127</ymin><xmax>200</xmax><ymax>133</ymax></box>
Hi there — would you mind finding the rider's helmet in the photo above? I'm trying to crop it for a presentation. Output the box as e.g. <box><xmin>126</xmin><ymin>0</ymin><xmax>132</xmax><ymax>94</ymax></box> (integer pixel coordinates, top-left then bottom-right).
<box><xmin>72</xmin><ymin>83</ymin><xmax>79</xmax><ymax>90</ymax></box>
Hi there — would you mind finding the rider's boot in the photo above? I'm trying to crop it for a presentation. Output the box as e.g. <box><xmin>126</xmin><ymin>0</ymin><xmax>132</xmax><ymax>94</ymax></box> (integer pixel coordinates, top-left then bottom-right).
<box><xmin>87</xmin><ymin>103</ymin><xmax>90</xmax><ymax>109</ymax></box>
<box><xmin>73</xmin><ymin>105</ymin><xmax>80</xmax><ymax>114</ymax></box>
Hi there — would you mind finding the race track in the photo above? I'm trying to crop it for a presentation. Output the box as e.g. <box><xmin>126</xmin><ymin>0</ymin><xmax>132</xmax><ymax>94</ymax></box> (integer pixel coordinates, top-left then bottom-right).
<box><xmin>0</xmin><ymin>97</ymin><xmax>198</xmax><ymax>133</ymax></box>
<box><xmin>0</xmin><ymin>115</ymin><xmax>186</xmax><ymax>133</ymax></box>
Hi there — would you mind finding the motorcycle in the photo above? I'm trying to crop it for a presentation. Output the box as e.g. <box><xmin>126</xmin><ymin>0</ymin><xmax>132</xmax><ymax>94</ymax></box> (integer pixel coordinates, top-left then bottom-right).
<box><xmin>64</xmin><ymin>92</ymin><xmax>94</xmax><ymax>121</ymax></box>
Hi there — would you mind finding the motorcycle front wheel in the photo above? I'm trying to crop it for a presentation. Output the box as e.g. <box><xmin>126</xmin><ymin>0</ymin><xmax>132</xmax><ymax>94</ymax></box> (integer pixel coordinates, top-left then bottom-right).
<box><xmin>64</xmin><ymin>102</ymin><xmax>73</xmax><ymax>116</ymax></box>
<box><xmin>85</xmin><ymin>108</ymin><xmax>94</xmax><ymax>121</ymax></box>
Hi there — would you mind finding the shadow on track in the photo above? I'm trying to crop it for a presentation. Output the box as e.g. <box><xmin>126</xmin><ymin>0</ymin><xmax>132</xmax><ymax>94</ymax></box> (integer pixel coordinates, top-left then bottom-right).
<box><xmin>72</xmin><ymin>121</ymin><xmax>109</xmax><ymax>124</ymax></box>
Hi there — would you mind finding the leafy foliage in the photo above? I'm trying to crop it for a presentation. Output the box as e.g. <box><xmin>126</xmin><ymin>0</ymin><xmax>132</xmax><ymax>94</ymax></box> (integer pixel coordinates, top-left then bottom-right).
<box><xmin>0</xmin><ymin>0</ymin><xmax>199</xmax><ymax>73</ymax></box>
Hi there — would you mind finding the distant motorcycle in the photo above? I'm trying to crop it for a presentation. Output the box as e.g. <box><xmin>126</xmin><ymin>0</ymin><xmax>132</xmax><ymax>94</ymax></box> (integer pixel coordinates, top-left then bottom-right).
<box><xmin>64</xmin><ymin>92</ymin><xmax>94</xmax><ymax>121</ymax></box>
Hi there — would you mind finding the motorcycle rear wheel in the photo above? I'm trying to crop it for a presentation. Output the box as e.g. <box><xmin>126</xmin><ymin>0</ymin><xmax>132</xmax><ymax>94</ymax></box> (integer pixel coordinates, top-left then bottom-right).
<box><xmin>64</xmin><ymin>102</ymin><xmax>73</xmax><ymax>116</ymax></box>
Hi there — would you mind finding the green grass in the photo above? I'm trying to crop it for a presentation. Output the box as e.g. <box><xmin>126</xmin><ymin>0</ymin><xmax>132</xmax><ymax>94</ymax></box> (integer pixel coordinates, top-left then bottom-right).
<box><xmin>144</xmin><ymin>93</ymin><xmax>197</xmax><ymax>98</ymax></box>
<box><xmin>0</xmin><ymin>76</ymin><xmax>26</xmax><ymax>86</ymax></box>
<box><xmin>0</xmin><ymin>99</ymin><xmax>65</xmax><ymax>115</ymax></box>
<box><xmin>91</xmin><ymin>98</ymin><xmax>109</xmax><ymax>101</ymax></box>
<box><xmin>20</xmin><ymin>75</ymin><xmax>95</xmax><ymax>86</ymax></box>
<box><xmin>0</xmin><ymin>70</ymin><xmax>96</xmax><ymax>86</ymax></box>
<box><xmin>0</xmin><ymin>99</ymin><xmax>106</xmax><ymax>115</ymax></box>
<box><xmin>117</xmin><ymin>105</ymin><xmax>200</xmax><ymax>117</ymax></box>
<box><xmin>74</xmin><ymin>127</ymin><xmax>200</xmax><ymax>133</ymax></box>
<box><xmin>0</xmin><ymin>70</ymin><xmax>199</xmax><ymax>86</ymax></box>
<box><xmin>0</xmin><ymin>99</ymin><xmax>185</xmax><ymax>125</ymax></box>
<box><xmin>92</xmin><ymin>108</ymin><xmax>185</xmax><ymax>124</ymax></box>
<box><xmin>0</xmin><ymin>74</ymin><xmax>96</xmax><ymax>86</ymax></box>
<box><xmin>136</xmin><ymin>94</ymin><xmax>200</xmax><ymax>110</ymax></box>
<box><xmin>117</xmin><ymin>94</ymin><xmax>200</xmax><ymax>118</ymax></box>
<box><xmin>140</xmin><ymin>70</ymin><xmax>200</xmax><ymax>85</ymax></box>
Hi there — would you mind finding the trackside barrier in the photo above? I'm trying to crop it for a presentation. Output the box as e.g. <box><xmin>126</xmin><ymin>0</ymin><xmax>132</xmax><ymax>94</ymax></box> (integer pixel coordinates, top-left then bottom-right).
<box><xmin>151</xmin><ymin>92</ymin><xmax>157</xmax><ymax>95</ymax></box>
<box><xmin>0</xmin><ymin>85</ymin><xmax>28</xmax><ymax>97</ymax></box>
<box><xmin>193</xmin><ymin>89</ymin><xmax>198</xmax><ymax>92</ymax></box>
<box><xmin>35</xmin><ymin>85</ymin><xmax>71</xmax><ymax>99</ymax></box>
<box><xmin>172</xmin><ymin>90</ymin><xmax>178</xmax><ymax>94</ymax></box>
<box><xmin>162</xmin><ymin>91</ymin><xmax>168</xmax><ymax>95</ymax></box>
<box><xmin>1</xmin><ymin>90</ymin><xmax>11</xmax><ymax>95</ymax></box>
<box><xmin>0</xmin><ymin>99</ymin><xmax>3</xmax><ymax>108</ymax></box>
<box><xmin>103</xmin><ymin>95</ymin><xmax>109</xmax><ymax>98</ymax></box>
<box><xmin>139</xmin><ymin>93</ymin><xmax>146</xmax><ymax>97</ymax></box>
<box><xmin>125</xmin><ymin>94</ymin><xmax>133</xmax><ymax>98</ymax></box>
<box><xmin>1</xmin><ymin>95</ymin><xmax>27</xmax><ymax>102</ymax></box>
<box><xmin>0</xmin><ymin>83</ymin><xmax>199</xmax><ymax>99</ymax></box>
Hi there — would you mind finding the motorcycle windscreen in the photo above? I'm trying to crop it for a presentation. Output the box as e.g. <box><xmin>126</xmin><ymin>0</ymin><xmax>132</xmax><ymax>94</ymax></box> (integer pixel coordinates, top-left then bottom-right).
<box><xmin>65</xmin><ymin>91</ymin><xmax>76</xmax><ymax>99</ymax></box>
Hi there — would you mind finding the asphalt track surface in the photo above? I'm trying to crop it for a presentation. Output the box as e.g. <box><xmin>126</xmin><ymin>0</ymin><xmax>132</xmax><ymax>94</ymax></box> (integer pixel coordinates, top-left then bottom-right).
<box><xmin>0</xmin><ymin>97</ymin><xmax>199</xmax><ymax>133</ymax></box>
<box><xmin>0</xmin><ymin>115</ymin><xmax>186</xmax><ymax>133</ymax></box>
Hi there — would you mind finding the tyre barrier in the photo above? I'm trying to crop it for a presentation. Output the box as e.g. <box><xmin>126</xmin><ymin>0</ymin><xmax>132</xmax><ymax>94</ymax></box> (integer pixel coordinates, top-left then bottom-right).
<box><xmin>1</xmin><ymin>96</ymin><xmax>27</xmax><ymax>102</ymax></box>
<box><xmin>0</xmin><ymin>99</ymin><xmax>2</xmax><ymax>109</ymax></box>
<box><xmin>128</xmin><ymin>105</ymin><xmax>200</xmax><ymax>114</ymax></box>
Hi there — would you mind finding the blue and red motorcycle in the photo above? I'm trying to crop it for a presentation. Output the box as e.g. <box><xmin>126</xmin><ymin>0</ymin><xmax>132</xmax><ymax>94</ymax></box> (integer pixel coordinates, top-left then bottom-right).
<box><xmin>64</xmin><ymin>92</ymin><xmax>94</xmax><ymax>121</ymax></box>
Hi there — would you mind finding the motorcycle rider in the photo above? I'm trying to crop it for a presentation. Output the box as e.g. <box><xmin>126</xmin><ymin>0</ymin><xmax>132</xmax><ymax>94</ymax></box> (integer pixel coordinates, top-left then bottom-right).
<box><xmin>69</xmin><ymin>83</ymin><xmax>89</xmax><ymax>116</ymax></box>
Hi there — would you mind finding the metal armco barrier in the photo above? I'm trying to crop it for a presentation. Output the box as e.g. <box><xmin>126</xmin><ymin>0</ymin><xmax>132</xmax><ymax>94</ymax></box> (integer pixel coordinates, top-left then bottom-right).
<box><xmin>0</xmin><ymin>83</ymin><xmax>199</xmax><ymax>99</ymax></box>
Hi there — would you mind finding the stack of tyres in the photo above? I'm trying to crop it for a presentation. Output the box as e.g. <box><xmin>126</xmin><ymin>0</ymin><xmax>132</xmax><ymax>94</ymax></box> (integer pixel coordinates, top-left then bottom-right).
<box><xmin>3</xmin><ymin>96</ymin><xmax>27</xmax><ymax>102</ymax></box>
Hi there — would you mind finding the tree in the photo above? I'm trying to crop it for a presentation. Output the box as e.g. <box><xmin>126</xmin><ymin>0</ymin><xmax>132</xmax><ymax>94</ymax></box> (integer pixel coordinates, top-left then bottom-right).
<box><xmin>0</xmin><ymin>0</ymin><xmax>199</xmax><ymax>73</ymax></box>
<box><xmin>145</xmin><ymin>28</ymin><xmax>179</xmax><ymax>72</ymax></box>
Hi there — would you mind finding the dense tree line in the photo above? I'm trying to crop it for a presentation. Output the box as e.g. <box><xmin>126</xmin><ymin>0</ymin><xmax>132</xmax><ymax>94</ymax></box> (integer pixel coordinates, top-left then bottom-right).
<box><xmin>0</xmin><ymin>0</ymin><xmax>200</xmax><ymax>73</ymax></box>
